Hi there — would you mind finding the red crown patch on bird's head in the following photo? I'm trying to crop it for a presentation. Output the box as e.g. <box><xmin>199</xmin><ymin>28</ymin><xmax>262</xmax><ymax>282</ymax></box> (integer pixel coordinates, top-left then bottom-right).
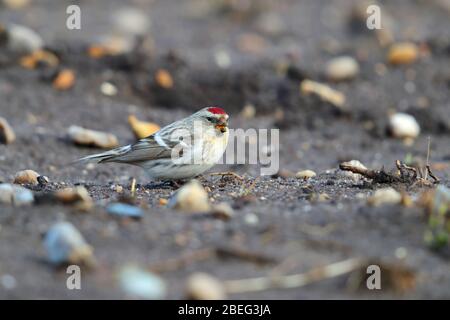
<box><xmin>207</xmin><ymin>107</ymin><xmax>226</xmax><ymax>115</ymax></box>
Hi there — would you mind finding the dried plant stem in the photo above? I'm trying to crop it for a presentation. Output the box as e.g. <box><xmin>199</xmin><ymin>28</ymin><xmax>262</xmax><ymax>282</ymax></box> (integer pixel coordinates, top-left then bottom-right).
<box><xmin>223</xmin><ymin>258</ymin><xmax>364</xmax><ymax>294</ymax></box>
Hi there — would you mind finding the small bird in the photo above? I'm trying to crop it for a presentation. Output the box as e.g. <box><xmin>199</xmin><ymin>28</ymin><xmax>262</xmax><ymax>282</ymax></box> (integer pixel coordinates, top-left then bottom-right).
<box><xmin>77</xmin><ymin>107</ymin><xmax>229</xmax><ymax>180</ymax></box>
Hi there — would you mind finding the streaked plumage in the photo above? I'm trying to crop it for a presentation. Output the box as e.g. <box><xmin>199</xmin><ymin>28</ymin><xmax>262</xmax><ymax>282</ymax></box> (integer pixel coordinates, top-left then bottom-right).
<box><xmin>77</xmin><ymin>107</ymin><xmax>229</xmax><ymax>180</ymax></box>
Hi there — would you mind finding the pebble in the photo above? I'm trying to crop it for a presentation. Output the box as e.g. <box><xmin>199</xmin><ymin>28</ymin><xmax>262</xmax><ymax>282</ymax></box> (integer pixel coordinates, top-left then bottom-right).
<box><xmin>13</xmin><ymin>169</ymin><xmax>40</xmax><ymax>185</ymax></box>
<box><xmin>68</xmin><ymin>125</ymin><xmax>119</xmax><ymax>149</ymax></box>
<box><xmin>272</xmin><ymin>169</ymin><xmax>295</xmax><ymax>179</ymax></box>
<box><xmin>55</xmin><ymin>186</ymin><xmax>93</xmax><ymax>211</ymax></box>
<box><xmin>300</xmin><ymin>79</ymin><xmax>346</xmax><ymax>110</ymax></box>
<box><xmin>43</xmin><ymin>222</ymin><xmax>94</xmax><ymax>265</ymax></box>
<box><xmin>325</xmin><ymin>56</ymin><xmax>360</xmax><ymax>81</ymax></box>
<box><xmin>211</xmin><ymin>202</ymin><xmax>234</xmax><ymax>220</ymax></box>
<box><xmin>155</xmin><ymin>69</ymin><xmax>174</xmax><ymax>89</ymax></box>
<box><xmin>0</xmin><ymin>183</ymin><xmax>34</xmax><ymax>206</ymax></box>
<box><xmin>128</xmin><ymin>115</ymin><xmax>160</xmax><ymax>139</ymax></box>
<box><xmin>2</xmin><ymin>0</ymin><xmax>31</xmax><ymax>9</ymax></box>
<box><xmin>119</xmin><ymin>266</ymin><xmax>166</xmax><ymax>299</ymax></box>
<box><xmin>6</xmin><ymin>23</ymin><xmax>43</xmax><ymax>53</ymax></box>
<box><xmin>115</xmin><ymin>7</ymin><xmax>151</xmax><ymax>36</ymax></box>
<box><xmin>107</xmin><ymin>203</ymin><xmax>144</xmax><ymax>218</ymax></box>
<box><xmin>0</xmin><ymin>274</ymin><xmax>17</xmax><ymax>290</ymax></box>
<box><xmin>244</xmin><ymin>213</ymin><xmax>259</xmax><ymax>225</ymax></box>
<box><xmin>387</xmin><ymin>42</ymin><xmax>419</xmax><ymax>65</ymax></box>
<box><xmin>100</xmin><ymin>82</ymin><xmax>118</xmax><ymax>96</ymax></box>
<box><xmin>214</xmin><ymin>49</ymin><xmax>231</xmax><ymax>69</ymax></box>
<box><xmin>37</xmin><ymin>175</ymin><xmax>50</xmax><ymax>186</ymax></box>
<box><xmin>388</xmin><ymin>113</ymin><xmax>420</xmax><ymax>140</ymax></box>
<box><xmin>53</xmin><ymin>69</ymin><xmax>76</xmax><ymax>90</ymax></box>
<box><xmin>240</xmin><ymin>104</ymin><xmax>256</xmax><ymax>119</ymax></box>
<box><xmin>340</xmin><ymin>160</ymin><xmax>368</xmax><ymax>181</ymax></box>
<box><xmin>295</xmin><ymin>170</ymin><xmax>317</xmax><ymax>180</ymax></box>
<box><xmin>0</xmin><ymin>117</ymin><xmax>16</xmax><ymax>144</ymax></box>
<box><xmin>168</xmin><ymin>180</ymin><xmax>211</xmax><ymax>213</ymax></box>
<box><xmin>186</xmin><ymin>272</ymin><xmax>226</xmax><ymax>300</ymax></box>
<box><xmin>367</xmin><ymin>187</ymin><xmax>402</xmax><ymax>206</ymax></box>
<box><xmin>19</xmin><ymin>49</ymin><xmax>59</xmax><ymax>69</ymax></box>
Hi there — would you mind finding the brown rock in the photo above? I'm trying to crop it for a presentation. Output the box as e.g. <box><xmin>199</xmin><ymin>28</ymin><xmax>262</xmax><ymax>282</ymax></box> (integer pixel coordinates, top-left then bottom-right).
<box><xmin>68</xmin><ymin>125</ymin><xmax>119</xmax><ymax>149</ymax></box>
<box><xmin>128</xmin><ymin>115</ymin><xmax>160</xmax><ymax>139</ymax></box>
<box><xmin>0</xmin><ymin>117</ymin><xmax>16</xmax><ymax>144</ymax></box>
<box><xmin>13</xmin><ymin>169</ymin><xmax>40</xmax><ymax>185</ymax></box>
<box><xmin>387</xmin><ymin>42</ymin><xmax>419</xmax><ymax>65</ymax></box>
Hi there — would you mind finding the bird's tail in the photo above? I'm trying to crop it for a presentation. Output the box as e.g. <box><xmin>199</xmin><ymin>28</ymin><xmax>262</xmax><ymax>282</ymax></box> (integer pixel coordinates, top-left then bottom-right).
<box><xmin>73</xmin><ymin>145</ymin><xmax>132</xmax><ymax>165</ymax></box>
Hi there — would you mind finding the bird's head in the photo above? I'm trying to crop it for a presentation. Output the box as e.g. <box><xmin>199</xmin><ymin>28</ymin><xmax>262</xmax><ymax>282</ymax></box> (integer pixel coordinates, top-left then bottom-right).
<box><xmin>195</xmin><ymin>107</ymin><xmax>229</xmax><ymax>133</ymax></box>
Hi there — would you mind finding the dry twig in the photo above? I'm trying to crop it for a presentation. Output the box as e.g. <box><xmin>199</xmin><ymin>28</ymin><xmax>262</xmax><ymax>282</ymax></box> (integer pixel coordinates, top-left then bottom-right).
<box><xmin>223</xmin><ymin>258</ymin><xmax>365</xmax><ymax>294</ymax></box>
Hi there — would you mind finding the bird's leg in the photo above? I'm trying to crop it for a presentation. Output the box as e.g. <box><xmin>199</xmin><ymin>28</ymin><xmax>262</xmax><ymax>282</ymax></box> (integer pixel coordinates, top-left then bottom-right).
<box><xmin>168</xmin><ymin>180</ymin><xmax>187</xmax><ymax>189</ymax></box>
<box><xmin>209</xmin><ymin>171</ymin><xmax>244</xmax><ymax>180</ymax></box>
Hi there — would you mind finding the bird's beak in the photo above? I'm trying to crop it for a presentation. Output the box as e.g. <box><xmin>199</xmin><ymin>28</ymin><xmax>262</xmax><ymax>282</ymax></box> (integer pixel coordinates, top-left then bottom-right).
<box><xmin>215</xmin><ymin>115</ymin><xmax>228</xmax><ymax>133</ymax></box>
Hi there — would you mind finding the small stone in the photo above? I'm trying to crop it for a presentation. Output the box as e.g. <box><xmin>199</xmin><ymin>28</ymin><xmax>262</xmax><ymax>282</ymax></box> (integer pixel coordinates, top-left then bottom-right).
<box><xmin>43</xmin><ymin>222</ymin><xmax>94</xmax><ymax>266</ymax></box>
<box><xmin>272</xmin><ymin>169</ymin><xmax>295</xmax><ymax>179</ymax></box>
<box><xmin>0</xmin><ymin>183</ymin><xmax>34</xmax><ymax>206</ymax></box>
<box><xmin>55</xmin><ymin>186</ymin><xmax>93</xmax><ymax>211</ymax></box>
<box><xmin>214</xmin><ymin>49</ymin><xmax>231</xmax><ymax>69</ymax></box>
<box><xmin>244</xmin><ymin>213</ymin><xmax>259</xmax><ymax>225</ymax></box>
<box><xmin>340</xmin><ymin>160</ymin><xmax>368</xmax><ymax>181</ymax></box>
<box><xmin>115</xmin><ymin>7</ymin><xmax>151</xmax><ymax>36</ymax></box>
<box><xmin>53</xmin><ymin>69</ymin><xmax>75</xmax><ymax>90</ymax></box>
<box><xmin>168</xmin><ymin>180</ymin><xmax>211</xmax><ymax>213</ymax></box>
<box><xmin>100</xmin><ymin>82</ymin><xmax>118</xmax><ymax>96</ymax></box>
<box><xmin>295</xmin><ymin>170</ymin><xmax>317</xmax><ymax>180</ymax></box>
<box><xmin>240</xmin><ymin>104</ymin><xmax>256</xmax><ymax>119</ymax></box>
<box><xmin>128</xmin><ymin>115</ymin><xmax>160</xmax><ymax>139</ymax></box>
<box><xmin>388</xmin><ymin>113</ymin><xmax>420</xmax><ymax>140</ymax></box>
<box><xmin>68</xmin><ymin>125</ymin><xmax>119</xmax><ymax>149</ymax></box>
<box><xmin>0</xmin><ymin>117</ymin><xmax>16</xmax><ymax>144</ymax></box>
<box><xmin>2</xmin><ymin>0</ymin><xmax>31</xmax><ymax>9</ymax></box>
<box><xmin>113</xmin><ymin>185</ymin><xmax>123</xmax><ymax>193</ymax></box>
<box><xmin>107</xmin><ymin>203</ymin><xmax>144</xmax><ymax>218</ymax></box>
<box><xmin>159</xmin><ymin>198</ymin><xmax>168</xmax><ymax>206</ymax></box>
<box><xmin>13</xmin><ymin>169</ymin><xmax>39</xmax><ymax>185</ymax></box>
<box><xmin>325</xmin><ymin>56</ymin><xmax>360</xmax><ymax>81</ymax></box>
<box><xmin>367</xmin><ymin>187</ymin><xmax>402</xmax><ymax>206</ymax></box>
<box><xmin>186</xmin><ymin>272</ymin><xmax>226</xmax><ymax>300</ymax></box>
<box><xmin>19</xmin><ymin>49</ymin><xmax>59</xmax><ymax>69</ymax></box>
<box><xmin>6</xmin><ymin>23</ymin><xmax>43</xmax><ymax>53</ymax></box>
<box><xmin>211</xmin><ymin>202</ymin><xmax>234</xmax><ymax>220</ymax></box>
<box><xmin>0</xmin><ymin>274</ymin><xmax>16</xmax><ymax>290</ymax></box>
<box><xmin>37</xmin><ymin>175</ymin><xmax>50</xmax><ymax>186</ymax></box>
<box><xmin>155</xmin><ymin>69</ymin><xmax>173</xmax><ymax>89</ymax></box>
<box><xmin>300</xmin><ymin>79</ymin><xmax>346</xmax><ymax>110</ymax></box>
<box><xmin>387</xmin><ymin>42</ymin><xmax>419</xmax><ymax>65</ymax></box>
<box><xmin>119</xmin><ymin>266</ymin><xmax>166</xmax><ymax>300</ymax></box>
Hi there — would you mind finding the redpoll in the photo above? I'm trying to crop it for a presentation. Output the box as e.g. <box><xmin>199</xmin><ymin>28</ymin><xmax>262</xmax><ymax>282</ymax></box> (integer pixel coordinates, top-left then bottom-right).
<box><xmin>77</xmin><ymin>107</ymin><xmax>229</xmax><ymax>180</ymax></box>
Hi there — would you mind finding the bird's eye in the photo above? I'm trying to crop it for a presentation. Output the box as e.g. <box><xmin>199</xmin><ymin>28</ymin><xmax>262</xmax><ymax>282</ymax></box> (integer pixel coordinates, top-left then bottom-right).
<box><xmin>206</xmin><ymin>117</ymin><xmax>215</xmax><ymax>122</ymax></box>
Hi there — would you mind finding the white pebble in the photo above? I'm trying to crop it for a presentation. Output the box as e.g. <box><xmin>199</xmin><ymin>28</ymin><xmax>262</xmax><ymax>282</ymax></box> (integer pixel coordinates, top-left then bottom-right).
<box><xmin>367</xmin><ymin>187</ymin><xmax>402</xmax><ymax>206</ymax></box>
<box><xmin>389</xmin><ymin>113</ymin><xmax>420</xmax><ymax>139</ymax></box>
<box><xmin>325</xmin><ymin>56</ymin><xmax>359</xmax><ymax>81</ymax></box>
<box><xmin>7</xmin><ymin>23</ymin><xmax>43</xmax><ymax>53</ymax></box>
<box><xmin>168</xmin><ymin>180</ymin><xmax>211</xmax><ymax>213</ymax></box>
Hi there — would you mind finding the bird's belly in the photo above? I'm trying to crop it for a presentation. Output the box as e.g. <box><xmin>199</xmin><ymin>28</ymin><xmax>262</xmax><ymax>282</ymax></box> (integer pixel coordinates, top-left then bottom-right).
<box><xmin>141</xmin><ymin>160</ymin><xmax>214</xmax><ymax>180</ymax></box>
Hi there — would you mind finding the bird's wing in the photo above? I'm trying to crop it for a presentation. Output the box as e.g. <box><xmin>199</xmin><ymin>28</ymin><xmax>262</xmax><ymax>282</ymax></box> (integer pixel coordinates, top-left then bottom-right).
<box><xmin>106</xmin><ymin>124</ymin><xmax>190</xmax><ymax>164</ymax></box>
